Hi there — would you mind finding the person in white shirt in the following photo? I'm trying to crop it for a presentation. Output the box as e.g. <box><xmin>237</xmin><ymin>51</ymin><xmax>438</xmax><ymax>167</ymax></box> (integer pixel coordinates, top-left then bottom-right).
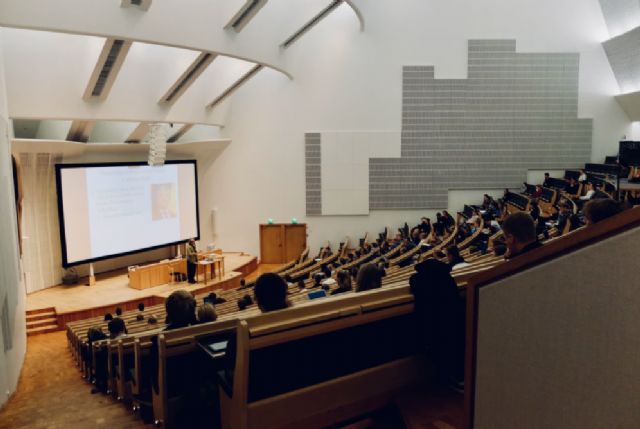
<box><xmin>577</xmin><ymin>169</ymin><xmax>587</xmax><ymax>183</ymax></box>
<box><xmin>580</xmin><ymin>182</ymin><xmax>595</xmax><ymax>201</ymax></box>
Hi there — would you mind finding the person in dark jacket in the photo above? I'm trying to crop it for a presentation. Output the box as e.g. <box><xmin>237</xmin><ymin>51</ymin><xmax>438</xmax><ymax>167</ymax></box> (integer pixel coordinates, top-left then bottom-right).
<box><xmin>410</xmin><ymin>259</ymin><xmax>465</xmax><ymax>387</ymax></box>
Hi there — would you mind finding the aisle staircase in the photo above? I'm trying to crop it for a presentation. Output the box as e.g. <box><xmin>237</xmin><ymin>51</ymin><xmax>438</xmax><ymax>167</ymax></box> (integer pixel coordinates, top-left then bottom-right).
<box><xmin>26</xmin><ymin>307</ymin><xmax>60</xmax><ymax>336</ymax></box>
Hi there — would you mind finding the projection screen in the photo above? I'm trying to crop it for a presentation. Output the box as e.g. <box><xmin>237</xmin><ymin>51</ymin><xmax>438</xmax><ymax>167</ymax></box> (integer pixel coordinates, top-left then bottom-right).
<box><xmin>55</xmin><ymin>160</ymin><xmax>200</xmax><ymax>267</ymax></box>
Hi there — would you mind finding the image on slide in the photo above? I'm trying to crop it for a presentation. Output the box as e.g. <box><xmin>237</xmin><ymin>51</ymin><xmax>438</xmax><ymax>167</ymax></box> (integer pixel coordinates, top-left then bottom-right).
<box><xmin>151</xmin><ymin>183</ymin><xmax>177</xmax><ymax>220</ymax></box>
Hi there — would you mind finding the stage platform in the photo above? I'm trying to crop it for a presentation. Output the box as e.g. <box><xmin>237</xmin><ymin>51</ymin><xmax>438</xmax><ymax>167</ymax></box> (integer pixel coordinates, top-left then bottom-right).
<box><xmin>26</xmin><ymin>252</ymin><xmax>258</xmax><ymax>328</ymax></box>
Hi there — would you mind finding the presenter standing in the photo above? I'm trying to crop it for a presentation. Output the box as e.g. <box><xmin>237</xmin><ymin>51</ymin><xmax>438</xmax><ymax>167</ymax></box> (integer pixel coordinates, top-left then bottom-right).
<box><xmin>186</xmin><ymin>239</ymin><xmax>197</xmax><ymax>284</ymax></box>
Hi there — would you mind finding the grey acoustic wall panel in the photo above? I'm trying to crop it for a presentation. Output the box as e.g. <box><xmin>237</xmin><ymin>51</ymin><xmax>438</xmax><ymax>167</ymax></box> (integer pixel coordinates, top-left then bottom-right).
<box><xmin>603</xmin><ymin>26</ymin><xmax>640</xmax><ymax>93</ymax></box>
<box><xmin>598</xmin><ymin>0</ymin><xmax>640</xmax><ymax>38</ymax></box>
<box><xmin>369</xmin><ymin>40</ymin><xmax>592</xmax><ymax>210</ymax></box>
<box><xmin>305</xmin><ymin>133</ymin><xmax>322</xmax><ymax>215</ymax></box>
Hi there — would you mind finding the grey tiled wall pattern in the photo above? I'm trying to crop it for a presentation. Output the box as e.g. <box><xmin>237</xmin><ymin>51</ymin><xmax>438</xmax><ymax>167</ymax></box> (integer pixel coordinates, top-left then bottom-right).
<box><xmin>304</xmin><ymin>40</ymin><xmax>593</xmax><ymax>213</ymax></box>
<box><xmin>369</xmin><ymin>39</ymin><xmax>592</xmax><ymax>209</ymax></box>
<box><xmin>305</xmin><ymin>133</ymin><xmax>322</xmax><ymax>215</ymax></box>
<box><xmin>603</xmin><ymin>26</ymin><xmax>640</xmax><ymax>93</ymax></box>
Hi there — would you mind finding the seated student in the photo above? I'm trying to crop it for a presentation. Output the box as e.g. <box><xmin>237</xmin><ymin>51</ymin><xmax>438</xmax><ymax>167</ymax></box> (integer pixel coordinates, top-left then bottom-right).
<box><xmin>583</xmin><ymin>198</ymin><xmax>623</xmax><ymax>225</ymax></box>
<box><xmin>493</xmin><ymin>244</ymin><xmax>507</xmax><ymax>257</ymax></box>
<box><xmin>136</xmin><ymin>303</ymin><xmax>145</xmax><ymax>321</ymax></box>
<box><xmin>531</xmin><ymin>184</ymin><xmax>543</xmax><ymax>199</ymax></box>
<box><xmin>331</xmin><ymin>270</ymin><xmax>353</xmax><ymax>295</ymax></box>
<box><xmin>418</xmin><ymin>232</ymin><xmax>432</xmax><ymax>250</ymax></box>
<box><xmin>355</xmin><ymin>263</ymin><xmax>383</xmax><ymax>292</ymax></box>
<box><xmin>445</xmin><ymin>245</ymin><xmax>469</xmax><ymax>270</ymax></box>
<box><xmin>164</xmin><ymin>290</ymin><xmax>197</xmax><ymax>330</ymax></box>
<box><xmin>442</xmin><ymin>210</ymin><xmax>455</xmax><ymax>230</ymax></box>
<box><xmin>542</xmin><ymin>172</ymin><xmax>551</xmax><ymax>188</ymax></box>
<box><xmin>576</xmin><ymin>182</ymin><xmax>596</xmax><ymax>209</ymax></box>
<box><xmin>207</xmin><ymin>291</ymin><xmax>226</xmax><ymax>304</ymax></box>
<box><xmin>555</xmin><ymin>201</ymin><xmax>573</xmax><ymax>233</ymax></box>
<box><xmin>410</xmin><ymin>228</ymin><xmax>421</xmax><ymax>245</ymax></box>
<box><xmin>578</xmin><ymin>168</ymin><xmax>587</xmax><ymax>183</ymax></box>
<box><xmin>592</xmin><ymin>183</ymin><xmax>610</xmax><ymax>200</ymax></box>
<box><xmin>501</xmin><ymin>212</ymin><xmax>542</xmax><ymax>260</ymax></box>
<box><xmin>254</xmin><ymin>273</ymin><xmax>289</xmax><ymax>313</ymax></box>
<box><xmin>107</xmin><ymin>317</ymin><xmax>127</xmax><ymax>340</ymax></box>
<box><xmin>197</xmin><ymin>303</ymin><xmax>217</xmax><ymax>323</ymax></box>
<box><xmin>418</xmin><ymin>217</ymin><xmax>431</xmax><ymax>235</ymax></box>
<box><xmin>565</xmin><ymin>177</ymin><xmax>579</xmax><ymax>195</ymax></box>
<box><xmin>377</xmin><ymin>261</ymin><xmax>387</xmax><ymax>277</ymax></box>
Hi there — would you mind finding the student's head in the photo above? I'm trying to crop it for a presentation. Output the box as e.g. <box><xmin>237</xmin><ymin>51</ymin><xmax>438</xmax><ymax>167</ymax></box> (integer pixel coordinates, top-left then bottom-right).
<box><xmin>355</xmin><ymin>263</ymin><xmax>382</xmax><ymax>293</ymax></box>
<box><xmin>583</xmin><ymin>199</ymin><xmax>623</xmax><ymax>225</ymax></box>
<box><xmin>297</xmin><ymin>279</ymin><xmax>306</xmax><ymax>290</ymax></box>
<box><xmin>237</xmin><ymin>298</ymin><xmax>248</xmax><ymax>311</ymax></box>
<box><xmin>115</xmin><ymin>307</ymin><xmax>123</xmax><ymax>316</ymax></box>
<box><xmin>586</xmin><ymin>182</ymin><xmax>594</xmax><ymax>191</ymax></box>
<box><xmin>350</xmin><ymin>266</ymin><xmax>359</xmax><ymax>279</ymax></box>
<box><xmin>254</xmin><ymin>273</ymin><xmax>289</xmax><ymax>313</ymax></box>
<box><xmin>107</xmin><ymin>317</ymin><xmax>126</xmax><ymax>339</ymax></box>
<box><xmin>544</xmin><ymin>172</ymin><xmax>550</xmax><ymax>178</ymax></box>
<box><xmin>137</xmin><ymin>303</ymin><xmax>144</xmax><ymax>312</ymax></box>
<box><xmin>240</xmin><ymin>278</ymin><xmax>246</xmax><ymax>287</ymax></box>
<box><xmin>165</xmin><ymin>290</ymin><xmax>196</xmax><ymax>327</ymax></box>
<box><xmin>421</xmin><ymin>217</ymin><xmax>428</xmax><ymax>223</ymax></box>
<box><xmin>445</xmin><ymin>245</ymin><xmax>463</xmax><ymax>264</ymax></box>
<box><xmin>104</xmin><ymin>313</ymin><xmax>113</xmax><ymax>322</ymax></box>
<box><xmin>197</xmin><ymin>303</ymin><xmax>217</xmax><ymax>323</ymax></box>
<box><xmin>188</xmin><ymin>239</ymin><xmax>195</xmax><ymax>247</ymax></box>
<box><xmin>208</xmin><ymin>292</ymin><xmax>218</xmax><ymax>301</ymax></box>
<box><xmin>570</xmin><ymin>177</ymin><xmax>576</xmax><ymax>184</ymax></box>
<box><xmin>87</xmin><ymin>327</ymin><xmax>106</xmax><ymax>343</ymax></box>
<box><xmin>501</xmin><ymin>212</ymin><xmax>537</xmax><ymax>255</ymax></box>
<box><xmin>148</xmin><ymin>316</ymin><xmax>158</xmax><ymax>325</ymax></box>
<box><xmin>336</xmin><ymin>270</ymin><xmax>352</xmax><ymax>291</ymax></box>
<box><xmin>493</xmin><ymin>244</ymin><xmax>507</xmax><ymax>257</ymax></box>
<box><xmin>535</xmin><ymin>184</ymin><xmax>542</xmax><ymax>191</ymax></box>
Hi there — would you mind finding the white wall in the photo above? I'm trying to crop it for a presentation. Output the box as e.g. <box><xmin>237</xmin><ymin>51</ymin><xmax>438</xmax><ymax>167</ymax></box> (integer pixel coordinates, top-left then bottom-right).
<box><xmin>0</xmin><ymin>30</ymin><xmax>26</xmax><ymax>410</ymax></box>
<box><xmin>199</xmin><ymin>0</ymin><xmax>633</xmax><ymax>256</ymax></box>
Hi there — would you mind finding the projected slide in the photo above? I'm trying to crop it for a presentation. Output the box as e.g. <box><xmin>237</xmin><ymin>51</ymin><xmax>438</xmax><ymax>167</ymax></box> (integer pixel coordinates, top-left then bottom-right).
<box><xmin>56</xmin><ymin>161</ymin><xmax>199</xmax><ymax>266</ymax></box>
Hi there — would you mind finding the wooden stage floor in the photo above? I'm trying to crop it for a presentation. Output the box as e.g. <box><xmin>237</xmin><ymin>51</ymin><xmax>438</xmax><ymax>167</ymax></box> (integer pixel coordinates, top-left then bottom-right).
<box><xmin>26</xmin><ymin>252</ymin><xmax>257</xmax><ymax>317</ymax></box>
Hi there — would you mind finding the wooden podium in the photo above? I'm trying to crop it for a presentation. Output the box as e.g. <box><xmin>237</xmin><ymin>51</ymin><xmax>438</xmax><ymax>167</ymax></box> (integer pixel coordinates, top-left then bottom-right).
<box><xmin>128</xmin><ymin>259</ymin><xmax>186</xmax><ymax>290</ymax></box>
<box><xmin>259</xmin><ymin>223</ymin><xmax>307</xmax><ymax>264</ymax></box>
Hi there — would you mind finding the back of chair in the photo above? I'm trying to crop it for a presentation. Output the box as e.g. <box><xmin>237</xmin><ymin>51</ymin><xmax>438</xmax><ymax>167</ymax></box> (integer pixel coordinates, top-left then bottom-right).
<box><xmin>219</xmin><ymin>287</ymin><xmax>426</xmax><ymax>429</ymax></box>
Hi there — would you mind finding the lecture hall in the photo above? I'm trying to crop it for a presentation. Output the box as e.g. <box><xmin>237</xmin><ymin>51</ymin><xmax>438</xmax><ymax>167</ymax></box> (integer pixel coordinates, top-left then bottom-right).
<box><xmin>0</xmin><ymin>1</ymin><xmax>639</xmax><ymax>428</ymax></box>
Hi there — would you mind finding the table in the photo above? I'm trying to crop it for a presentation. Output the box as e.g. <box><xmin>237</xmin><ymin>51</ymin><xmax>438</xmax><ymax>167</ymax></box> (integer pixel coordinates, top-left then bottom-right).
<box><xmin>197</xmin><ymin>256</ymin><xmax>225</xmax><ymax>284</ymax></box>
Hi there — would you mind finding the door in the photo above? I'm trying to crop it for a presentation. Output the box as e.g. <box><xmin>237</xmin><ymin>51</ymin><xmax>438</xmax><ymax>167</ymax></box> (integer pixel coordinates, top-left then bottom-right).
<box><xmin>260</xmin><ymin>224</ymin><xmax>284</xmax><ymax>263</ymax></box>
<box><xmin>284</xmin><ymin>224</ymin><xmax>307</xmax><ymax>262</ymax></box>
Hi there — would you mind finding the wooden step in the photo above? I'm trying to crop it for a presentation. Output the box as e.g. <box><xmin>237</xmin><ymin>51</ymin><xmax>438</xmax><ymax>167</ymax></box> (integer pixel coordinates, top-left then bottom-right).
<box><xmin>26</xmin><ymin>307</ymin><xmax>56</xmax><ymax>316</ymax></box>
<box><xmin>27</xmin><ymin>318</ymin><xmax>58</xmax><ymax>329</ymax></box>
<box><xmin>27</xmin><ymin>324</ymin><xmax>62</xmax><ymax>336</ymax></box>
<box><xmin>26</xmin><ymin>311</ymin><xmax>57</xmax><ymax>322</ymax></box>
